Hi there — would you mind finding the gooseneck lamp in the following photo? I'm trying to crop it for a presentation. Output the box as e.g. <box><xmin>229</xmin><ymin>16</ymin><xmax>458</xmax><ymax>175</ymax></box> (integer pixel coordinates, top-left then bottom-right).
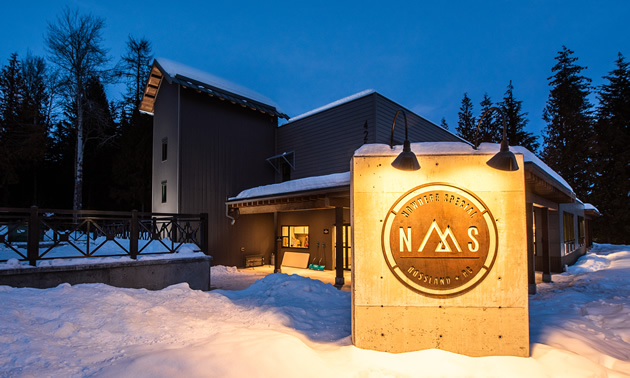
<box><xmin>474</xmin><ymin>106</ymin><xmax>519</xmax><ymax>171</ymax></box>
<box><xmin>390</xmin><ymin>109</ymin><xmax>420</xmax><ymax>171</ymax></box>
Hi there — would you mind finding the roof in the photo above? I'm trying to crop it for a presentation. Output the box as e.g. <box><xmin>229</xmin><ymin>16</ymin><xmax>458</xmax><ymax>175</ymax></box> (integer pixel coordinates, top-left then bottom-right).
<box><xmin>355</xmin><ymin>142</ymin><xmax>576</xmax><ymax>202</ymax></box>
<box><xmin>229</xmin><ymin>172</ymin><xmax>350</xmax><ymax>201</ymax></box>
<box><xmin>286</xmin><ymin>89</ymin><xmax>376</xmax><ymax>123</ymax></box>
<box><xmin>139</xmin><ymin>58</ymin><xmax>288</xmax><ymax>119</ymax></box>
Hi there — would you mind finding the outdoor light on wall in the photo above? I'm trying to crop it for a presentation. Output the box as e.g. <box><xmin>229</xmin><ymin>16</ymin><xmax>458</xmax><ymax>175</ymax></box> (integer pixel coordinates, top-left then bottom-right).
<box><xmin>474</xmin><ymin>106</ymin><xmax>519</xmax><ymax>171</ymax></box>
<box><xmin>390</xmin><ymin>109</ymin><xmax>420</xmax><ymax>171</ymax></box>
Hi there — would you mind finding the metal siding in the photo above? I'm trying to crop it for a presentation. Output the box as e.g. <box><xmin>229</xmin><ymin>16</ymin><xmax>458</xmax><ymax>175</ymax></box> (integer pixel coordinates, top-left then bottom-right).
<box><xmin>276</xmin><ymin>94</ymin><xmax>376</xmax><ymax>179</ymax></box>
<box><xmin>375</xmin><ymin>94</ymin><xmax>464</xmax><ymax>144</ymax></box>
<box><xmin>152</xmin><ymin>82</ymin><xmax>180</xmax><ymax>213</ymax></box>
<box><xmin>177</xmin><ymin>88</ymin><xmax>277</xmax><ymax>266</ymax></box>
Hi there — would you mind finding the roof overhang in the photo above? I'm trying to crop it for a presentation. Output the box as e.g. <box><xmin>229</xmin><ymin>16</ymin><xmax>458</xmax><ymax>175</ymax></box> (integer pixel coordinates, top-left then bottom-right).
<box><xmin>227</xmin><ymin>185</ymin><xmax>350</xmax><ymax>215</ymax></box>
<box><xmin>139</xmin><ymin>60</ymin><xmax>289</xmax><ymax>119</ymax></box>
<box><xmin>524</xmin><ymin>162</ymin><xmax>575</xmax><ymax>204</ymax></box>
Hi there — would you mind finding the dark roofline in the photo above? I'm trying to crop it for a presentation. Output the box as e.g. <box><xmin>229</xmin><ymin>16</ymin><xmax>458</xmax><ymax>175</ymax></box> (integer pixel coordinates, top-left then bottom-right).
<box><xmin>139</xmin><ymin>60</ymin><xmax>289</xmax><ymax>119</ymax></box>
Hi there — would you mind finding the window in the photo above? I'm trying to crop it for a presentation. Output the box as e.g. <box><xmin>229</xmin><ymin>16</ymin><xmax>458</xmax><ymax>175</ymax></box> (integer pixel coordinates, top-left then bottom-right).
<box><xmin>563</xmin><ymin>212</ymin><xmax>575</xmax><ymax>242</ymax></box>
<box><xmin>578</xmin><ymin>216</ymin><xmax>585</xmax><ymax>245</ymax></box>
<box><xmin>281</xmin><ymin>225</ymin><xmax>309</xmax><ymax>248</ymax></box>
<box><xmin>161</xmin><ymin>181</ymin><xmax>167</xmax><ymax>203</ymax></box>
<box><xmin>161</xmin><ymin>138</ymin><xmax>168</xmax><ymax>161</ymax></box>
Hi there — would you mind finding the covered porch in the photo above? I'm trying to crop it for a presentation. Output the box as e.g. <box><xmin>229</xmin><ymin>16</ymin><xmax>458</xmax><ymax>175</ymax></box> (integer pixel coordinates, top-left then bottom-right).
<box><xmin>226</xmin><ymin>172</ymin><xmax>351</xmax><ymax>289</ymax></box>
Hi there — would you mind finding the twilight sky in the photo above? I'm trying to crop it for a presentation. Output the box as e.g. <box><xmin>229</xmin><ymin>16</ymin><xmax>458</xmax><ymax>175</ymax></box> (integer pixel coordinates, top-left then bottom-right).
<box><xmin>1</xmin><ymin>1</ymin><xmax>628</xmax><ymax>147</ymax></box>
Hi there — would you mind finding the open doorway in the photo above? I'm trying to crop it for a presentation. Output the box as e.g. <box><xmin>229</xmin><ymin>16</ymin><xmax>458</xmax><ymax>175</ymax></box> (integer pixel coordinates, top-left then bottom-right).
<box><xmin>333</xmin><ymin>224</ymin><xmax>352</xmax><ymax>270</ymax></box>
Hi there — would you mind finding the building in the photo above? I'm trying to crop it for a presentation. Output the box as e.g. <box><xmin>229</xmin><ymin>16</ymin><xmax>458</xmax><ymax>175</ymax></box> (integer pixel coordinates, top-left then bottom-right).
<box><xmin>141</xmin><ymin>59</ymin><xmax>598</xmax><ymax>290</ymax></box>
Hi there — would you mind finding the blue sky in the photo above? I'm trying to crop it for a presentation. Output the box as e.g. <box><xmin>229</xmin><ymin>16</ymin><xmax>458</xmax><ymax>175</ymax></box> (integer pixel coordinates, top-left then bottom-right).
<box><xmin>1</xmin><ymin>1</ymin><xmax>628</xmax><ymax>147</ymax></box>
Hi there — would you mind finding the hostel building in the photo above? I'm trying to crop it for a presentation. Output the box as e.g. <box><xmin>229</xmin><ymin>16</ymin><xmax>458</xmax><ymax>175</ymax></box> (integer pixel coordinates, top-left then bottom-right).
<box><xmin>141</xmin><ymin>58</ymin><xmax>598</xmax><ymax>292</ymax></box>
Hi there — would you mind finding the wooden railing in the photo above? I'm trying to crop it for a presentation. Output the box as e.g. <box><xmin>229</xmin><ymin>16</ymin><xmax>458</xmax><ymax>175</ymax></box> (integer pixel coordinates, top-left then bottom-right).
<box><xmin>0</xmin><ymin>207</ymin><xmax>209</xmax><ymax>266</ymax></box>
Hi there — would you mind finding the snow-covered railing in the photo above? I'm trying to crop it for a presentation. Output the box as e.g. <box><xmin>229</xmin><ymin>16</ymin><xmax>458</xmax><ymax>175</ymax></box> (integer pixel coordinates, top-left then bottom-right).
<box><xmin>0</xmin><ymin>207</ymin><xmax>209</xmax><ymax>266</ymax></box>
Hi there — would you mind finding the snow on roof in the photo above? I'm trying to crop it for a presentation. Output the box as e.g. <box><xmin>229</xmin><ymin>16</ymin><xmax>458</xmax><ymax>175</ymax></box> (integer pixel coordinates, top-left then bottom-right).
<box><xmin>286</xmin><ymin>89</ymin><xmax>376</xmax><ymax>123</ymax></box>
<box><xmin>355</xmin><ymin>142</ymin><xmax>575</xmax><ymax>194</ymax></box>
<box><xmin>230</xmin><ymin>172</ymin><xmax>350</xmax><ymax>200</ymax></box>
<box><xmin>155</xmin><ymin>58</ymin><xmax>283</xmax><ymax>112</ymax></box>
<box><xmin>584</xmin><ymin>203</ymin><xmax>598</xmax><ymax>211</ymax></box>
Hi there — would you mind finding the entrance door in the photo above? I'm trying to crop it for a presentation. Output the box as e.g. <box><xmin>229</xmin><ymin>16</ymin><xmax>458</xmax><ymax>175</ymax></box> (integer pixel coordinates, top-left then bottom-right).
<box><xmin>333</xmin><ymin>224</ymin><xmax>352</xmax><ymax>270</ymax></box>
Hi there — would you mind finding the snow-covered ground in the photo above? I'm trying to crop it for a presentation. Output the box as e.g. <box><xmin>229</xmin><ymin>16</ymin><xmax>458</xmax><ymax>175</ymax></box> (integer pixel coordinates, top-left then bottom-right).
<box><xmin>1</xmin><ymin>244</ymin><xmax>629</xmax><ymax>377</ymax></box>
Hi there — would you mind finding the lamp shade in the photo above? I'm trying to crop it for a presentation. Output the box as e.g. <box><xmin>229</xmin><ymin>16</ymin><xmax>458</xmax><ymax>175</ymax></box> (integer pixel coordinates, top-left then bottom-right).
<box><xmin>486</xmin><ymin>141</ymin><xmax>519</xmax><ymax>171</ymax></box>
<box><xmin>391</xmin><ymin>140</ymin><xmax>420</xmax><ymax>171</ymax></box>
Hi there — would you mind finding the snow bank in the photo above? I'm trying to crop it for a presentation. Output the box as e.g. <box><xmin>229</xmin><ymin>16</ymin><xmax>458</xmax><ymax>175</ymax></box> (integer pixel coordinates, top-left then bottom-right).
<box><xmin>2</xmin><ymin>244</ymin><xmax>630</xmax><ymax>376</ymax></box>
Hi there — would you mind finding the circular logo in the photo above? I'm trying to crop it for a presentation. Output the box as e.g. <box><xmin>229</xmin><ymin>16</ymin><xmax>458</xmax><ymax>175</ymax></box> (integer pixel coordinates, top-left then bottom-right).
<box><xmin>381</xmin><ymin>183</ymin><xmax>498</xmax><ymax>297</ymax></box>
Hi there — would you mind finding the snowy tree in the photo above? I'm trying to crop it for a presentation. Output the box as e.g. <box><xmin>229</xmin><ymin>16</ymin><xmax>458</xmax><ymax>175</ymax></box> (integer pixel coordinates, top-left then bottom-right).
<box><xmin>456</xmin><ymin>93</ymin><xmax>476</xmax><ymax>143</ymax></box>
<box><xmin>499</xmin><ymin>81</ymin><xmax>539</xmax><ymax>152</ymax></box>
<box><xmin>592</xmin><ymin>53</ymin><xmax>630</xmax><ymax>243</ymax></box>
<box><xmin>45</xmin><ymin>7</ymin><xmax>109</xmax><ymax>210</ymax></box>
<box><xmin>542</xmin><ymin>46</ymin><xmax>595</xmax><ymax>199</ymax></box>
<box><xmin>477</xmin><ymin>93</ymin><xmax>500</xmax><ymax>145</ymax></box>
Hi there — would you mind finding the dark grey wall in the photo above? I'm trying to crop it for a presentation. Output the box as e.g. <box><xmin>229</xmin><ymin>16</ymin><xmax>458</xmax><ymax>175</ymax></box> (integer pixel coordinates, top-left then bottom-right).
<box><xmin>276</xmin><ymin>92</ymin><xmax>464</xmax><ymax>181</ymax></box>
<box><xmin>375</xmin><ymin>94</ymin><xmax>463</xmax><ymax>144</ymax></box>
<box><xmin>276</xmin><ymin>94</ymin><xmax>376</xmax><ymax>180</ymax></box>
<box><xmin>177</xmin><ymin>88</ymin><xmax>278</xmax><ymax>266</ymax></box>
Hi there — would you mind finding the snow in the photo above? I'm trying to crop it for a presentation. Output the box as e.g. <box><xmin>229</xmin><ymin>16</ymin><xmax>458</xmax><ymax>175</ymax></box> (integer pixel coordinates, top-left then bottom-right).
<box><xmin>230</xmin><ymin>171</ymin><xmax>350</xmax><ymax>200</ymax></box>
<box><xmin>156</xmin><ymin>58</ymin><xmax>282</xmax><ymax>111</ymax></box>
<box><xmin>0</xmin><ymin>235</ymin><xmax>202</xmax><ymax>270</ymax></box>
<box><xmin>1</xmin><ymin>244</ymin><xmax>630</xmax><ymax>376</ymax></box>
<box><xmin>286</xmin><ymin>89</ymin><xmax>375</xmax><ymax>123</ymax></box>
<box><xmin>355</xmin><ymin>142</ymin><xmax>575</xmax><ymax>195</ymax></box>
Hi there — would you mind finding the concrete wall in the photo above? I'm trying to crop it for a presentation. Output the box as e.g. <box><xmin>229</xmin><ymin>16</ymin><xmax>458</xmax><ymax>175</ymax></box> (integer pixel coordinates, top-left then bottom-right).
<box><xmin>0</xmin><ymin>256</ymin><xmax>212</xmax><ymax>291</ymax></box>
<box><xmin>352</xmin><ymin>148</ymin><xmax>529</xmax><ymax>357</ymax></box>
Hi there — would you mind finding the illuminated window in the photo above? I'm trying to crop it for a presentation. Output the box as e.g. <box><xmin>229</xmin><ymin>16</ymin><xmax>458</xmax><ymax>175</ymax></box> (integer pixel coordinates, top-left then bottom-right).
<box><xmin>578</xmin><ymin>216</ymin><xmax>585</xmax><ymax>244</ymax></box>
<box><xmin>281</xmin><ymin>225</ymin><xmax>309</xmax><ymax>248</ymax></box>
<box><xmin>161</xmin><ymin>138</ymin><xmax>168</xmax><ymax>161</ymax></box>
<box><xmin>161</xmin><ymin>181</ymin><xmax>167</xmax><ymax>203</ymax></box>
<box><xmin>563</xmin><ymin>212</ymin><xmax>575</xmax><ymax>242</ymax></box>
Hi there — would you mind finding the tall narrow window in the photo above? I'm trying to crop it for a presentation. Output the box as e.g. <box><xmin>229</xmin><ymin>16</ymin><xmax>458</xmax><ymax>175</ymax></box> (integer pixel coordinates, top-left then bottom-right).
<box><xmin>161</xmin><ymin>181</ymin><xmax>167</xmax><ymax>203</ymax></box>
<box><xmin>161</xmin><ymin>138</ymin><xmax>168</xmax><ymax>161</ymax></box>
<box><xmin>563</xmin><ymin>212</ymin><xmax>575</xmax><ymax>242</ymax></box>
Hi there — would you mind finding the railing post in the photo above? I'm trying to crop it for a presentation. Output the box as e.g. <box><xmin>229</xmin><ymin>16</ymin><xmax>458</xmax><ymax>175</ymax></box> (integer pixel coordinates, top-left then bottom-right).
<box><xmin>27</xmin><ymin>206</ymin><xmax>39</xmax><ymax>266</ymax></box>
<box><xmin>200</xmin><ymin>213</ymin><xmax>209</xmax><ymax>255</ymax></box>
<box><xmin>130</xmin><ymin>210</ymin><xmax>139</xmax><ymax>259</ymax></box>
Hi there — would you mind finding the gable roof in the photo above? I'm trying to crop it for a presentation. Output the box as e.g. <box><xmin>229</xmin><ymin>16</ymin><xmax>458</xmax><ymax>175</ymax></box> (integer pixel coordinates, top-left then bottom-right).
<box><xmin>139</xmin><ymin>58</ymin><xmax>288</xmax><ymax>119</ymax></box>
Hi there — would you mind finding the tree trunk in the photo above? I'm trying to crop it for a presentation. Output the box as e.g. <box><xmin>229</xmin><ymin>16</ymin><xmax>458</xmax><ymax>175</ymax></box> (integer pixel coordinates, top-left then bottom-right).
<box><xmin>73</xmin><ymin>89</ymin><xmax>84</xmax><ymax>211</ymax></box>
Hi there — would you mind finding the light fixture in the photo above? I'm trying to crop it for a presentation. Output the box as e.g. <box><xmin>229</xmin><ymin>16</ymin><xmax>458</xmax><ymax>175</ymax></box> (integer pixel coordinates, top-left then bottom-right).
<box><xmin>474</xmin><ymin>106</ymin><xmax>519</xmax><ymax>171</ymax></box>
<box><xmin>390</xmin><ymin>109</ymin><xmax>420</xmax><ymax>171</ymax></box>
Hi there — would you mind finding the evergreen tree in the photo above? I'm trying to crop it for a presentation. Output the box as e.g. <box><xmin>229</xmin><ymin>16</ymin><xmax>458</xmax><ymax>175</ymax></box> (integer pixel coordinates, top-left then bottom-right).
<box><xmin>477</xmin><ymin>93</ymin><xmax>500</xmax><ymax>145</ymax></box>
<box><xmin>0</xmin><ymin>53</ymin><xmax>24</xmax><ymax>204</ymax></box>
<box><xmin>111</xmin><ymin>35</ymin><xmax>153</xmax><ymax>211</ymax></box>
<box><xmin>499</xmin><ymin>81</ymin><xmax>539</xmax><ymax>152</ymax></box>
<box><xmin>456</xmin><ymin>93</ymin><xmax>476</xmax><ymax>143</ymax></box>
<box><xmin>46</xmin><ymin>7</ymin><xmax>109</xmax><ymax>210</ymax></box>
<box><xmin>542</xmin><ymin>46</ymin><xmax>595</xmax><ymax>199</ymax></box>
<box><xmin>592</xmin><ymin>53</ymin><xmax>630</xmax><ymax>243</ymax></box>
<box><xmin>440</xmin><ymin>117</ymin><xmax>448</xmax><ymax>130</ymax></box>
<box><xmin>119</xmin><ymin>36</ymin><xmax>153</xmax><ymax>113</ymax></box>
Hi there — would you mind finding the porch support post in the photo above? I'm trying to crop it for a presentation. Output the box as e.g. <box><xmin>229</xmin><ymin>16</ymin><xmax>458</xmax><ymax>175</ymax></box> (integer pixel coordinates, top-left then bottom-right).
<box><xmin>526</xmin><ymin>202</ymin><xmax>536</xmax><ymax>294</ymax></box>
<box><xmin>274</xmin><ymin>211</ymin><xmax>281</xmax><ymax>273</ymax></box>
<box><xmin>334</xmin><ymin>206</ymin><xmax>344</xmax><ymax>289</ymax></box>
<box><xmin>541</xmin><ymin>207</ymin><xmax>552</xmax><ymax>283</ymax></box>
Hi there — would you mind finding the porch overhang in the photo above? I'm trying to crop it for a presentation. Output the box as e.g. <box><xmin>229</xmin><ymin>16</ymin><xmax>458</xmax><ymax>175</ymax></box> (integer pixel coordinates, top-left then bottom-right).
<box><xmin>227</xmin><ymin>186</ymin><xmax>350</xmax><ymax>215</ymax></box>
<box><xmin>524</xmin><ymin>162</ymin><xmax>575</xmax><ymax>205</ymax></box>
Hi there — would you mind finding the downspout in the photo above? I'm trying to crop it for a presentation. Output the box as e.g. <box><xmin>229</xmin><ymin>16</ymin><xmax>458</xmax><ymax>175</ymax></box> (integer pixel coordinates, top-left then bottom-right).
<box><xmin>225</xmin><ymin>202</ymin><xmax>236</xmax><ymax>225</ymax></box>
